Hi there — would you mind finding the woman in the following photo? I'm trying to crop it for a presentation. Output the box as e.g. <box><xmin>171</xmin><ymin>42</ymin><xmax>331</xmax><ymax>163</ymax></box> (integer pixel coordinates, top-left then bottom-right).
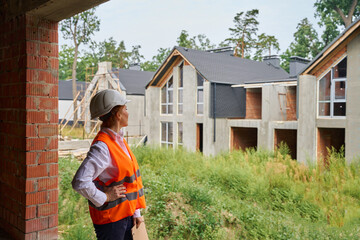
<box><xmin>72</xmin><ymin>89</ymin><xmax>146</xmax><ymax>240</ymax></box>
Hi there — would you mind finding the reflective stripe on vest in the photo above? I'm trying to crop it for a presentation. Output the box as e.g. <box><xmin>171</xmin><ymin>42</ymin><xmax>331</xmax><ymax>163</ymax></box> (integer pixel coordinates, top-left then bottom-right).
<box><xmin>89</xmin><ymin>188</ymin><xmax>145</xmax><ymax>211</ymax></box>
<box><xmin>89</xmin><ymin>131</ymin><xmax>146</xmax><ymax>225</ymax></box>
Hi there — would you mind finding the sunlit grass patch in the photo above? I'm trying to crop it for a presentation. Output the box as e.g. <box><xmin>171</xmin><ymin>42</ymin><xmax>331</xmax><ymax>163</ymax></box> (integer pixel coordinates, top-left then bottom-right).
<box><xmin>59</xmin><ymin>146</ymin><xmax>360</xmax><ymax>239</ymax></box>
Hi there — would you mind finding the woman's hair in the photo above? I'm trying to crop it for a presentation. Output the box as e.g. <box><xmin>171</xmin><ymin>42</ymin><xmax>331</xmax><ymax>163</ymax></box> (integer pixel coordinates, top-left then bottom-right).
<box><xmin>100</xmin><ymin>105</ymin><xmax>123</xmax><ymax>128</ymax></box>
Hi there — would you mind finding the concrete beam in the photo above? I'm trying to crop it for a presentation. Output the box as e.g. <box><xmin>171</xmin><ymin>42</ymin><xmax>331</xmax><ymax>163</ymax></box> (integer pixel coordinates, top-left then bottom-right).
<box><xmin>2</xmin><ymin>0</ymin><xmax>109</xmax><ymax>21</ymax></box>
<box><xmin>297</xmin><ymin>74</ymin><xmax>317</xmax><ymax>164</ymax></box>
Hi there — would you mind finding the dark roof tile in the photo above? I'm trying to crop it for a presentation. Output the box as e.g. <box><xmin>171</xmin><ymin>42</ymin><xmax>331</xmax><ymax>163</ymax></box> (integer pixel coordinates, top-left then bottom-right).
<box><xmin>112</xmin><ymin>68</ymin><xmax>154</xmax><ymax>95</ymax></box>
<box><xmin>175</xmin><ymin>46</ymin><xmax>289</xmax><ymax>85</ymax></box>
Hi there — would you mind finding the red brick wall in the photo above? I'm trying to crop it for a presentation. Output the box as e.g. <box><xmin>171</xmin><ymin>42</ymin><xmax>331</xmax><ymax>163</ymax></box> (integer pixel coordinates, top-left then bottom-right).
<box><xmin>286</xmin><ymin>86</ymin><xmax>297</xmax><ymax>121</ymax></box>
<box><xmin>245</xmin><ymin>89</ymin><xmax>262</xmax><ymax>119</ymax></box>
<box><xmin>314</xmin><ymin>47</ymin><xmax>346</xmax><ymax>78</ymax></box>
<box><xmin>0</xmin><ymin>14</ymin><xmax>58</xmax><ymax>240</ymax></box>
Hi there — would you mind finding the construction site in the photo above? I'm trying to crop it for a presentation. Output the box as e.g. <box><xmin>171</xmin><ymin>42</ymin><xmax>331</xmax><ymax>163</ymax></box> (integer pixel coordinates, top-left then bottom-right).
<box><xmin>1</xmin><ymin>0</ymin><xmax>360</xmax><ymax>239</ymax></box>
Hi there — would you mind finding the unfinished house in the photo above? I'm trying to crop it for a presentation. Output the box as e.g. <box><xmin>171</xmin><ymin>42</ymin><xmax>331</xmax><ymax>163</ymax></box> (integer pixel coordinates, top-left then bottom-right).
<box><xmin>112</xmin><ymin>64</ymin><xmax>154</xmax><ymax>137</ymax></box>
<box><xmin>297</xmin><ymin>18</ymin><xmax>360</xmax><ymax>164</ymax></box>
<box><xmin>229</xmin><ymin>56</ymin><xmax>309</xmax><ymax>160</ymax></box>
<box><xmin>144</xmin><ymin>46</ymin><xmax>305</xmax><ymax>156</ymax></box>
<box><xmin>83</xmin><ymin>62</ymin><xmax>154</xmax><ymax>137</ymax></box>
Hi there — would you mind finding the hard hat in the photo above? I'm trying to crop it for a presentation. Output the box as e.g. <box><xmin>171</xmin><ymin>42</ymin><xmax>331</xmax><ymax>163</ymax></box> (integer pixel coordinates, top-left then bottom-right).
<box><xmin>90</xmin><ymin>89</ymin><xmax>130</xmax><ymax>120</ymax></box>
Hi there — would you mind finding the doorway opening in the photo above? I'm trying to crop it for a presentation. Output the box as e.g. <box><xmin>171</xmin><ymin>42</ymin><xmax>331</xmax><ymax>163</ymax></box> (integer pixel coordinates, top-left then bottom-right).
<box><xmin>231</xmin><ymin>127</ymin><xmax>258</xmax><ymax>151</ymax></box>
<box><xmin>274</xmin><ymin>129</ymin><xmax>297</xmax><ymax>159</ymax></box>
<box><xmin>317</xmin><ymin>128</ymin><xmax>345</xmax><ymax>163</ymax></box>
<box><xmin>196</xmin><ymin>123</ymin><xmax>203</xmax><ymax>152</ymax></box>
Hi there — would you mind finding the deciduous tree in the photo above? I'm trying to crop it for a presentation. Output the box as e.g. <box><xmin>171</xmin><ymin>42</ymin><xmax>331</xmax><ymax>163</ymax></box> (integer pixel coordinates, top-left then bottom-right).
<box><xmin>280</xmin><ymin>18</ymin><xmax>322</xmax><ymax>72</ymax></box>
<box><xmin>59</xmin><ymin>44</ymin><xmax>74</xmax><ymax>80</ymax></box>
<box><xmin>60</xmin><ymin>8</ymin><xmax>100</xmax><ymax>122</ymax></box>
<box><xmin>97</xmin><ymin>37</ymin><xmax>129</xmax><ymax>68</ymax></box>
<box><xmin>314</xmin><ymin>0</ymin><xmax>359</xmax><ymax>44</ymax></box>
<box><xmin>176</xmin><ymin>30</ymin><xmax>215</xmax><ymax>50</ymax></box>
<box><xmin>141</xmin><ymin>48</ymin><xmax>171</xmax><ymax>72</ymax></box>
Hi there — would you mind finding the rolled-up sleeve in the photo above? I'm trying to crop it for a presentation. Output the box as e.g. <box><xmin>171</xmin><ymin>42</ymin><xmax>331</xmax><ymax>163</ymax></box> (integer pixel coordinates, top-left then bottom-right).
<box><xmin>72</xmin><ymin>141</ymin><xmax>110</xmax><ymax>207</ymax></box>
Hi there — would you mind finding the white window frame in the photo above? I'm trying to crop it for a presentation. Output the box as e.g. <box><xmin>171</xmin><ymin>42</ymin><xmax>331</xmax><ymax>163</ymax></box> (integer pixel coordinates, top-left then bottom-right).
<box><xmin>196</xmin><ymin>72</ymin><xmax>204</xmax><ymax>115</ymax></box>
<box><xmin>317</xmin><ymin>55</ymin><xmax>347</xmax><ymax>118</ymax></box>
<box><xmin>161</xmin><ymin>77</ymin><xmax>173</xmax><ymax>115</ymax></box>
<box><xmin>161</xmin><ymin>122</ymin><xmax>173</xmax><ymax>148</ymax></box>
<box><xmin>178</xmin><ymin>63</ymin><xmax>183</xmax><ymax>115</ymax></box>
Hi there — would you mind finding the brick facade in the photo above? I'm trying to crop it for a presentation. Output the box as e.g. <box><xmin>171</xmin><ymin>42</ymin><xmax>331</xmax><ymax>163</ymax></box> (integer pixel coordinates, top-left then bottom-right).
<box><xmin>314</xmin><ymin>47</ymin><xmax>347</xmax><ymax>78</ymax></box>
<box><xmin>0</xmin><ymin>14</ymin><xmax>58</xmax><ymax>240</ymax></box>
<box><xmin>245</xmin><ymin>89</ymin><xmax>262</xmax><ymax>119</ymax></box>
<box><xmin>286</xmin><ymin>86</ymin><xmax>296</xmax><ymax>121</ymax></box>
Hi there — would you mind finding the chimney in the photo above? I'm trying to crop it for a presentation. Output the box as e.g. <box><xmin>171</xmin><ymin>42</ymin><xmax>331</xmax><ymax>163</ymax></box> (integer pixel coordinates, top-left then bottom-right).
<box><xmin>207</xmin><ymin>47</ymin><xmax>234</xmax><ymax>56</ymax></box>
<box><xmin>289</xmin><ymin>56</ymin><xmax>310</xmax><ymax>76</ymax></box>
<box><xmin>129</xmin><ymin>63</ymin><xmax>141</xmax><ymax>71</ymax></box>
<box><xmin>263</xmin><ymin>55</ymin><xmax>280</xmax><ymax>68</ymax></box>
<box><xmin>98</xmin><ymin>62</ymin><xmax>112</xmax><ymax>74</ymax></box>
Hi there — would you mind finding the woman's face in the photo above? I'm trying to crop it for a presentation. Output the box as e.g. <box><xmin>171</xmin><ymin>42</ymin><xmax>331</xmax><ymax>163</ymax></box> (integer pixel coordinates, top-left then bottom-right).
<box><xmin>117</xmin><ymin>106</ymin><xmax>129</xmax><ymax>128</ymax></box>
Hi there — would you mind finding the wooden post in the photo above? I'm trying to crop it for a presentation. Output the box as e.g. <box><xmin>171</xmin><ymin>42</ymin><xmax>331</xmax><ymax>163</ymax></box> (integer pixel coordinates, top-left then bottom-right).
<box><xmin>89</xmin><ymin>121</ymin><xmax>101</xmax><ymax>137</ymax></box>
<box><xmin>59</xmin><ymin>91</ymin><xmax>80</xmax><ymax>125</ymax></box>
<box><xmin>67</xmin><ymin>82</ymin><xmax>99</xmax><ymax>134</ymax></box>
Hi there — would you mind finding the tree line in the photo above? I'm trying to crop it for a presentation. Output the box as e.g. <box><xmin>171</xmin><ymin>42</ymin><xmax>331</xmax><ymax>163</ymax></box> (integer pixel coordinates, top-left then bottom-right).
<box><xmin>60</xmin><ymin>0</ymin><xmax>359</xmax><ymax>80</ymax></box>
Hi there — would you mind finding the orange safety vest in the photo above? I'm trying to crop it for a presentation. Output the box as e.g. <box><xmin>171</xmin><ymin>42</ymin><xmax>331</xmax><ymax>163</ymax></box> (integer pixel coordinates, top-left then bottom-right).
<box><xmin>88</xmin><ymin>131</ymin><xmax>146</xmax><ymax>225</ymax></box>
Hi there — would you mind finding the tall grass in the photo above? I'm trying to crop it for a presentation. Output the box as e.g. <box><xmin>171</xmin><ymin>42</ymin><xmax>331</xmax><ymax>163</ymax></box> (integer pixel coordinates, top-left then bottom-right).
<box><xmin>59</xmin><ymin>155</ymin><xmax>96</xmax><ymax>239</ymax></box>
<box><xmin>59</xmin><ymin>125</ymin><xmax>87</xmax><ymax>140</ymax></box>
<box><xmin>59</xmin><ymin>146</ymin><xmax>360</xmax><ymax>239</ymax></box>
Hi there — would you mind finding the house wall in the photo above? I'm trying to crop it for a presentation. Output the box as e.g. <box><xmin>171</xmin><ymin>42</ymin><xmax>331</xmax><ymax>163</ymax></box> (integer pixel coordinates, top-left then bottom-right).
<box><xmin>58</xmin><ymin>100</ymin><xmax>81</xmax><ymax>121</ymax></box>
<box><xmin>226</xmin><ymin>84</ymin><xmax>297</xmax><ymax>154</ymax></box>
<box><xmin>126</xmin><ymin>95</ymin><xmax>145</xmax><ymax>136</ymax></box>
<box><xmin>144</xmin><ymin>86</ymin><xmax>160</xmax><ymax>146</ymax></box>
<box><xmin>145</xmin><ymin>64</ymin><xmax>230</xmax><ymax>155</ymax></box>
<box><xmin>345</xmin><ymin>34</ymin><xmax>360</xmax><ymax>162</ymax></box>
<box><xmin>145</xmin><ymin>63</ymin><xmax>298</xmax><ymax>157</ymax></box>
<box><xmin>297</xmin><ymin>34</ymin><xmax>360</xmax><ymax>164</ymax></box>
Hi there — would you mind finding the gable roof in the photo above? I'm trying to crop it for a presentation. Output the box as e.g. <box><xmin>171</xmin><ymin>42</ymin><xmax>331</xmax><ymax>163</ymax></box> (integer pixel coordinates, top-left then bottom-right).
<box><xmin>112</xmin><ymin>68</ymin><xmax>154</xmax><ymax>95</ymax></box>
<box><xmin>58</xmin><ymin>80</ymin><xmax>88</xmax><ymax>100</ymax></box>
<box><xmin>148</xmin><ymin>46</ymin><xmax>289</xmax><ymax>87</ymax></box>
<box><xmin>300</xmin><ymin>17</ymin><xmax>360</xmax><ymax>75</ymax></box>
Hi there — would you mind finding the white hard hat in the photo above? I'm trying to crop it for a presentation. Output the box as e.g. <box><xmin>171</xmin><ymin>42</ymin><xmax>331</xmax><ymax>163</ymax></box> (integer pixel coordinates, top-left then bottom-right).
<box><xmin>90</xmin><ymin>89</ymin><xmax>130</xmax><ymax>120</ymax></box>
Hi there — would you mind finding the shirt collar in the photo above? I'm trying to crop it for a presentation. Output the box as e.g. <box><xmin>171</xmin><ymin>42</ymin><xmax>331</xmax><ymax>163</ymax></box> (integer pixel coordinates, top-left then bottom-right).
<box><xmin>101</xmin><ymin>128</ymin><xmax>124</xmax><ymax>141</ymax></box>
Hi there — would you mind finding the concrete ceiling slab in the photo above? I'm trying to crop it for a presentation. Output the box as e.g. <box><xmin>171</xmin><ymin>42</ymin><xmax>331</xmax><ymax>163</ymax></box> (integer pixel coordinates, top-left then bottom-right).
<box><xmin>2</xmin><ymin>0</ymin><xmax>109</xmax><ymax>21</ymax></box>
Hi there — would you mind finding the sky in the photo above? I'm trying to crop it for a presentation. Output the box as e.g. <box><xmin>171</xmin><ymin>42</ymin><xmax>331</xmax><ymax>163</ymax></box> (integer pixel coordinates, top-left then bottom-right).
<box><xmin>59</xmin><ymin>0</ymin><xmax>322</xmax><ymax>61</ymax></box>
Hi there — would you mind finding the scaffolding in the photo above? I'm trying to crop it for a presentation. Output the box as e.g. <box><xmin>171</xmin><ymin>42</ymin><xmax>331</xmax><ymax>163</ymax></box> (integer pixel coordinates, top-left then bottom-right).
<box><xmin>59</xmin><ymin>62</ymin><xmax>123</xmax><ymax>140</ymax></box>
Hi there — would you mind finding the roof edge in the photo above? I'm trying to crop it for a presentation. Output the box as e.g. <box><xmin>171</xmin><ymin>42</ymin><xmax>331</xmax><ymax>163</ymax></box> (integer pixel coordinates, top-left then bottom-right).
<box><xmin>300</xmin><ymin>17</ymin><xmax>360</xmax><ymax>75</ymax></box>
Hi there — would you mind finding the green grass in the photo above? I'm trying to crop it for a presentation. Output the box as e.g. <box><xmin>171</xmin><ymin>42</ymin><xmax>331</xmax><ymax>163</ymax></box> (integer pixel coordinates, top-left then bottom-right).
<box><xmin>59</xmin><ymin>146</ymin><xmax>360</xmax><ymax>239</ymax></box>
<box><xmin>59</xmin><ymin>125</ymin><xmax>89</xmax><ymax>140</ymax></box>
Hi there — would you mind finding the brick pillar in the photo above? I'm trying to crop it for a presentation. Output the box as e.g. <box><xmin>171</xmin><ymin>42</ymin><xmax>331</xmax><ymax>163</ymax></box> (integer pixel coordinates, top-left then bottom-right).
<box><xmin>0</xmin><ymin>14</ymin><xmax>59</xmax><ymax>240</ymax></box>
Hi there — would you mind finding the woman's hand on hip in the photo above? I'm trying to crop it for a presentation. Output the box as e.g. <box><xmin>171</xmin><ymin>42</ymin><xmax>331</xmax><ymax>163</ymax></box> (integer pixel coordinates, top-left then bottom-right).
<box><xmin>133</xmin><ymin>216</ymin><xmax>144</xmax><ymax>229</ymax></box>
<box><xmin>104</xmin><ymin>184</ymin><xmax>126</xmax><ymax>202</ymax></box>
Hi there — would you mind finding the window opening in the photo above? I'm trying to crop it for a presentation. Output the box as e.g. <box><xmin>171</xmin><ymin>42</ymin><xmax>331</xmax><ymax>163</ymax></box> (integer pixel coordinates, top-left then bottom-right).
<box><xmin>161</xmin><ymin>77</ymin><xmax>173</xmax><ymax>114</ymax></box>
<box><xmin>161</xmin><ymin>122</ymin><xmax>173</xmax><ymax>148</ymax></box>
<box><xmin>178</xmin><ymin>64</ymin><xmax>183</xmax><ymax>114</ymax></box>
<box><xmin>318</xmin><ymin>57</ymin><xmax>347</xmax><ymax>117</ymax></box>
<box><xmin>197</xmin><ymin>73</ymin><xmax>204</xmax><ymax>115</ymax></box>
